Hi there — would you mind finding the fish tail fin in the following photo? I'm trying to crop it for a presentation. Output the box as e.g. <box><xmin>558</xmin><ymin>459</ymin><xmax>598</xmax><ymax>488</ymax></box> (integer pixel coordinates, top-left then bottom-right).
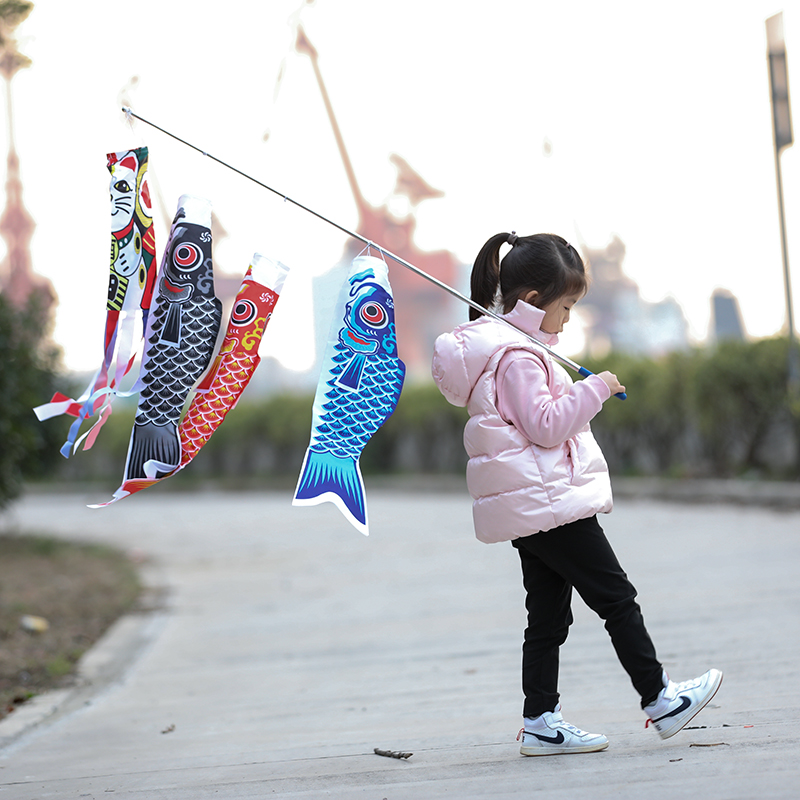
<box><xmin>124</xmin><ymin>421</ymin><xmax>180</xmax><ymax>481</ymax></box>
<box><xmin>293</xmin><ymin>449</ymin><xmax>368</xmax><ymax>535</ymax></box>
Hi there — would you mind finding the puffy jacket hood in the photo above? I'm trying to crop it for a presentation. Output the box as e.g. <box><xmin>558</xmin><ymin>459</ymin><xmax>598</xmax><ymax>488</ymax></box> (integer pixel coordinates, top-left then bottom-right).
<box><xmin>432</xmin><ymin>302</ymin><xmax>558</xmax><ymax>407</ymax></box>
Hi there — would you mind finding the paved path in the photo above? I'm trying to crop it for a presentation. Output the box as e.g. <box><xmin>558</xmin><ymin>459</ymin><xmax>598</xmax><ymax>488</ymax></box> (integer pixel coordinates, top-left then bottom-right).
<box><xmin>0</xmin><ymin>488</ymin><xmax>798</xmax><ymax>798</ymax></box>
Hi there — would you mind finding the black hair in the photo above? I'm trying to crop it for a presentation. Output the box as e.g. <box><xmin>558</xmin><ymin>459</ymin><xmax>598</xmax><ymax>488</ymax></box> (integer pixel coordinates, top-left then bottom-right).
<box><xmin>469</xmin><ymin>232</ymin><xmax>588</xmax><ymax>321</ymax></box>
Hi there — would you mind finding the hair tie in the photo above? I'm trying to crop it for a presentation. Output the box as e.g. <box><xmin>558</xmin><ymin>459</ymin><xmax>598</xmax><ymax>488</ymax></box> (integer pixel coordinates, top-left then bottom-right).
<box><xmin>507</xmin><ymin>231</ymin><xmax>518</xmax><ymax>246</ymax></box>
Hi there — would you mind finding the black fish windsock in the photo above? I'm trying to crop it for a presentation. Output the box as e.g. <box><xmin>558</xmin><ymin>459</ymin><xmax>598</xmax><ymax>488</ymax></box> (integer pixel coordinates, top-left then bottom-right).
<box><xmin>121</xmin><ymin>194</ymin><xmax>222</xmax><ymax>486</ymax></box>
<box><xmin>293</xmin><ymin>255</ymin><xmax>406</xmax><ymax>535</ymax></box>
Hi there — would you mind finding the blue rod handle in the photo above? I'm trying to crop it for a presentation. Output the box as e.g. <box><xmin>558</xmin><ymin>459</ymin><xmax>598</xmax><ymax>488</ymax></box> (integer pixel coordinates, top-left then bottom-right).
<box><xmin>578</xmin><ymin>367</ymin><xmax>627</xmax><ymax>400</ymax></box>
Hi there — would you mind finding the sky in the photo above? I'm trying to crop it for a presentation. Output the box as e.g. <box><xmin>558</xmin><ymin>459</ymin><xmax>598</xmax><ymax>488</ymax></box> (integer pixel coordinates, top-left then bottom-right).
<box><xmin>3</xmin><ymin>0</ymin><xmax>799</xmax><ymax>373</ymax></box>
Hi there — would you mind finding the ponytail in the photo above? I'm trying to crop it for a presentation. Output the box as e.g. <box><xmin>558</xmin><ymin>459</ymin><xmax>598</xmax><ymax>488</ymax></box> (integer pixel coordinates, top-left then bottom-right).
<box><xmin>469</xmin><ymin>232</ymin><xmax>511</xmax><ymax>321</ymax></box>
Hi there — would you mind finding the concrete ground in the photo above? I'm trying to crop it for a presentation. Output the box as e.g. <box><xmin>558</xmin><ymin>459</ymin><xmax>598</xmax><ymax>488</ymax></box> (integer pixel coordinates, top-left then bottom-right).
<box><xmin>0</xmin><ymin>485</ymin><xmax>798</xmax><ymax>799</ymax></box>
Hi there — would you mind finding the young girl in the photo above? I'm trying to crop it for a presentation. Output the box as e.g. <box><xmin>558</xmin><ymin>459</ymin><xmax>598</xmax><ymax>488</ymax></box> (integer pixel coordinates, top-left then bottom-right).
<box><xmin>432</xmin><ymin>232</ymin><xmax>722</xmax><ymax>755</ymax></box>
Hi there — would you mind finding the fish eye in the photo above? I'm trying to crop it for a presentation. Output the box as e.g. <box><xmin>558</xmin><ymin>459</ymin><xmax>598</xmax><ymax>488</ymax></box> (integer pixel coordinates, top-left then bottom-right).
<box><xmin>172</xmin><ymin>242</ymin><xmax>202</xmax><ymax>271</ymax></box>
<box><xmin>360</xmin><ymin>301</ymin><xmax>388</xmax><ymax>328</ymax></box>
<box><xmin>231</xmin><ymin>298</ymin><xmax>257</xmax><ymax>326</ymax></box>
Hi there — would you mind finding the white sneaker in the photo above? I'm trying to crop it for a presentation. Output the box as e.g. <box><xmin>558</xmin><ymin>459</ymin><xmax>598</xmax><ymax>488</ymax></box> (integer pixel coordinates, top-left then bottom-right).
<box><xmin>517</xmin><ymin>705</ymin><xmax>609</xmax><ymax>756</ymax></box>
<box><xmin>644</xmin><ymin>669</ymin><xmax>723</xmax><ymax>739</ymax></box>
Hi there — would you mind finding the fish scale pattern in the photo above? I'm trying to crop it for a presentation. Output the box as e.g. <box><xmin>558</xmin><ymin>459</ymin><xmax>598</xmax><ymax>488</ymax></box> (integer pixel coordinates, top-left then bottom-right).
<box><xmin>309</xmin><ymin>335</ymin><xmax>403</xmax><ymax>460</ymax></box>
<box><xmin>178</xmin><ymin>351</ymin><xmax>256</xmax><ymax>463</ymax></box>
<box><xmin>135</xmin><ymin>297</ymin><xmax>222</xmax><ymax>428</ymax></box>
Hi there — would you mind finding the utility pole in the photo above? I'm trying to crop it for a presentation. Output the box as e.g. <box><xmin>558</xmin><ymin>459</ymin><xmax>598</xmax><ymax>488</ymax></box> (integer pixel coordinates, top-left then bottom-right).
<box><xmin>766</xmin><ymin>12</ymin><xmax>799</xmax><ymax>398</ymax></box>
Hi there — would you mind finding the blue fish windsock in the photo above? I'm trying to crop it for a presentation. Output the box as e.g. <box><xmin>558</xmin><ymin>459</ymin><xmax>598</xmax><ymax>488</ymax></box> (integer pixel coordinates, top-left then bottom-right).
<box><xmin>293</xmin><ymin>255</ymin><xmax>406</xmax><ymax>535</ymax></box>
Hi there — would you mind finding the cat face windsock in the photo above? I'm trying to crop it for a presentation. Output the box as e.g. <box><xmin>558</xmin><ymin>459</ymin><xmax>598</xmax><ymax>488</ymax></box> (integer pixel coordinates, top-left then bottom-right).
<box><xmin>34</xmin><ymin>148</ymin><xmax>157</xmax><ymax>453</ymax></box>
<box><xmin>107</xmin><ymin>148</ymin><xmax>158</xmax><ymax>332</ymax></box>
<box><xmin>293</xmin><ymin>255</ymin><xmax>406</xmax><ymax>535</ymax></box>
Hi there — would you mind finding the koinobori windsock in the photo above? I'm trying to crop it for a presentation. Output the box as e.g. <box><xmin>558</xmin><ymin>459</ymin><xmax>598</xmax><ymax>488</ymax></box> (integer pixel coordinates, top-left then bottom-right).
<box><xmin>178</xmin><ymin>254</ymin><xmax>290</xmax><ymax>464</ymax></box>
<box><xmin>122</xmin><ymin>194</ymin><xmax>222</xmax><ymax>483</ymax></box>
<box><xmin>34</xmin><ymin>147</ymin><xmax>158</xmax><ymax>452</ymax></box>
<box><xmin>293</xmin><ymin>255</ymin><xmax>406</xmax><ymax>535</ymax></box>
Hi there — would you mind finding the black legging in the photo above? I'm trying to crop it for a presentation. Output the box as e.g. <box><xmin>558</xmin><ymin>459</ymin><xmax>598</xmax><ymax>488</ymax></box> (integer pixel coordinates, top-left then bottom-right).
<box><xmin>512</xmin><ymin>515</ymin><xmax>664</xmax><ymax>718</ymax></box>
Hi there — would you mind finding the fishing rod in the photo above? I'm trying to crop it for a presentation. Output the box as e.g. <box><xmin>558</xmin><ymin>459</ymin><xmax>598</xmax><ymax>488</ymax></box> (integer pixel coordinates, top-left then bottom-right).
<box><xmin>121</xmin><ymin>107</ymin><xmax>626</xmax><ymax>400</ymax></box>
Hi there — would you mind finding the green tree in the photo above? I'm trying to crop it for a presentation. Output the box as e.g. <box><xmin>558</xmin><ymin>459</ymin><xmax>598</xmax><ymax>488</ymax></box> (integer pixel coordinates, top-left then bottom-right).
<box><xmin>692</xmin><ymin>338</ymin><xmax>790</xmax><ymax>475</ymax></box>
<box><xmin>0</xmin><ymin>294</ymin><xmax>62</xmax><ymax>508</ymax></box>
<box><xmin>0</xmin><ymin>1</ymin><xmax>33</xmax><ymax>77</ymax></box>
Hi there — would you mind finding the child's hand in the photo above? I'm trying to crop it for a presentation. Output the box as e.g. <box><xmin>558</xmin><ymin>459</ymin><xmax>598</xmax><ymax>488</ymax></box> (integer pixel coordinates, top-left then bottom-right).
<box><xmin>597</xmin><ymin>371</ymin><xmax>626</xmax><ymax>396</ymax></box>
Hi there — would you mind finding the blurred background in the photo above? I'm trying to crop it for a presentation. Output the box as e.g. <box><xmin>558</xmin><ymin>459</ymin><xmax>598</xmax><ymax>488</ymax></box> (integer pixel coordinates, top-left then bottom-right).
<box><xmin>1</xmin><ymin>0</ymin><xmax>799</xmax><ymax>503</ymax></box>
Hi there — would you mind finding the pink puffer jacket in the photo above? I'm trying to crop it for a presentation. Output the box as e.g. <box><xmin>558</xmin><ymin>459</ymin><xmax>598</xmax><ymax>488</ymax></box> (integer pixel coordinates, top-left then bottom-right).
<box><xmin>431</xmin><ymin>301</ymin><xmax>613</xmax><ymax>543</ymax></box>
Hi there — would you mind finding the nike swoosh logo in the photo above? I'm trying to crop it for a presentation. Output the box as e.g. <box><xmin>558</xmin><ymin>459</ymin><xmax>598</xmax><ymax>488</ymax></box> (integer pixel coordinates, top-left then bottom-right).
<box><xmin>532</xmin><ymin>730</ymin><xmax>565</xmax><ymax>744</ymax></box>
<box><xmin>654</xmin><ymin>695</ymin><xmax>691</xmax><ymax>722</ymax></box>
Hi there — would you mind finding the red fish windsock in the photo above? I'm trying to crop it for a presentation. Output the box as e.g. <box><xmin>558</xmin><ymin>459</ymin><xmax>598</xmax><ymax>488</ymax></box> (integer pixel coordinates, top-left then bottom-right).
<box><xmin>178</xmin><ymin>254</ymin><xmax>289</xmax><ymax>464</ymax></box>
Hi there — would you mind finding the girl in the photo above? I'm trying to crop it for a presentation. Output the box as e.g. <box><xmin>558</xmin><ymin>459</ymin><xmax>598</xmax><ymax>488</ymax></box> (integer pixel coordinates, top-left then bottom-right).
<box><xmin>431</xmin><ymin>232</ymin><xmax>722</xmax><ymax>755</ymax></box>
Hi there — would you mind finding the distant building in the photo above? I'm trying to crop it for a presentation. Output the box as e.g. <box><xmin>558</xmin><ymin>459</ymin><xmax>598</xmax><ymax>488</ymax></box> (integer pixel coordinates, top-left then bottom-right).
<box><xmin>579</xmin><ymin>236</ymin><xmax>688</xmax><ymax>357</ymax></box>
<box><xmin>0</xmin><ymin>33</ymin><xmax>55</xmax><ymax>315</ymax></box>
<box><xmin>711</xmin><ymin>288</ymin><xmax>746</xmax><ymax>341</ymax></box>
<box><xmin>0</xmin><ymin>143</ymin><xmax>53</xmax><ymax>312</ymax></box>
